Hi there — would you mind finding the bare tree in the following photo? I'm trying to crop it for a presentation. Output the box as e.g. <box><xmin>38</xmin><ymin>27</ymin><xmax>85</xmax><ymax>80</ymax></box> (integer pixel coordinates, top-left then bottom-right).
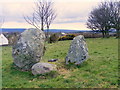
<box><xmin>86</xmin><ymin>1</ymin><xmax>120</xmax><ymax>38</ymax></box>
<box><xmin>44</xmin><ymin>2</ymin><xmax>57</xmax><ymax>38</ymax></box>
<box><xmin>86</xmin><ymin>20</ymin><xmax>97</xmax><ymax>37</ymax></box>
<box><xmin>0</xmin><ymin>16</ymin><xmax>4</xmax><ymax>28</ymax></box>
<box><xmin>87</xmin><ymin>2</ymin><xmax>108</xmax><ymax>38</ymax></box>
<box><xmin>109</xmin><ymin>1</ymin><xmax>120</xmax><ymax>38</ymax></box>
<box><xmin>115</xmin><ymin>2</ymin><xmax>120</xmax><ymax>38</ymax></box>
<box><xmin>87</xmin><ymin>4</ymin><xmax>110</xmax><ymax>38</ymax></box>
<box><xmin>24</xmin><ymin>0</ymin><xmax>56</xmax><ymax>33</ymax></box>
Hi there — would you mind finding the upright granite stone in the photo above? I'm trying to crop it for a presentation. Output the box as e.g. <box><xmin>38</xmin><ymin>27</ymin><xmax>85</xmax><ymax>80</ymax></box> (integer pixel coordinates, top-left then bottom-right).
<box><xmin>66</xmin><ymin>35</ymin><xmax>89</xmax><ymax>65</ymax></box>
<box><xmin>12</xmin><ymin>28</ymin><xmax>45</xmax><ymax>71</ymax></box>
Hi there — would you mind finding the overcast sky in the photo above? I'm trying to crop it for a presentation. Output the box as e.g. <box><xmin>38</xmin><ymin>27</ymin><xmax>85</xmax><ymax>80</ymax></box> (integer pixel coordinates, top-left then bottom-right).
<box><xmin>0</xmin><ymin>0</ymin><xmax>106</xmax><ymax>30</ymax></box>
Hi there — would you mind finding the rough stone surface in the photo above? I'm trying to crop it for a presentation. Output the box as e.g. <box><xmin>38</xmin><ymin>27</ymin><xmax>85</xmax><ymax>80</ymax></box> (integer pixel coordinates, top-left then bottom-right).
<box><xmin>66</xmin><ymin>35</ymin><xmax>89</xmax><ymax>65</ymax></box>
<box><xmin>12</xmin><ymin>28</ymin><xmax>45</xmax><ymax>71</ymax></box>
<box><xmin>31</xmin><ymin>63</ymin><xmax>56</xmax><ymax>75</ymax></box>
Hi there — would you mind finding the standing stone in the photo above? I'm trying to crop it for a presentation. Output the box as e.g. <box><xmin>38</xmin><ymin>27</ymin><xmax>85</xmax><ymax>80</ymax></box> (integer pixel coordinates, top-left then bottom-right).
<box><xmin>65</xmin><ymin>35</ymin><xmax>89</xmax><ymax>65</ymax></box>
<box><xmin>32</xmin><ymin>62</ymin><xmax>56</xmax><ymax>75</ymax></box>
<box><xmin>12</xmin><ymin>28</ymin><xmax>45</xmax><ymax>71</ymax></box>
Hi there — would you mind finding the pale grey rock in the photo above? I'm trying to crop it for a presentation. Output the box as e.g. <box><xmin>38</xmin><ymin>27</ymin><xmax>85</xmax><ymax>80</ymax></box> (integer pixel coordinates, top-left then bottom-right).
<box><xmin>12</xmin><ymin>28</ymin><xmax>45</xmax><ymax>71</ymax></box>
<box><xmin>66</xmin><ymin>35</ymin><xmax>89</xmax><ymax>65</ymax></box>
<box><xmin>31</xmin><ymin>63</ymin><xmax>56</xmax><ymax>75</ymax></box>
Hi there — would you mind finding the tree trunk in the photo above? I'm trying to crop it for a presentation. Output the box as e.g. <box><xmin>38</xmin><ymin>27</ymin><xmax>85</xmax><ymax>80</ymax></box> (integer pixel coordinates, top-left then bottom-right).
<box><xmin>46</xmin><ymin>26</ymin><xmax>50</xmax><ymax>42</ymax></box>
<box><xmin>116</xmin><ymin>29</ymin><xmax>120</xmax><ymax>38</ymax></box>
<box><xmin>47</xmin><ymin>26</ymin><xmax>49</xmax><ymax>38</ymax></box>
<box><xmin>104</xmin><ymin>30</ymin><xmax>109</xmax><ymax>38</ymax></box>
<box><xmin>101</xmin><ymin>31</ymin><xmax>105</xmax><ymax>38</ymax></box>
<box><xmin>106</xmin><ymin>30</ymin><xmax>110</xmax><ymax>38</ymax></box>
<box><xmin>41</xmin><ymin>17</ymin><xmax>44</xmax><ymax>31</ymax></box>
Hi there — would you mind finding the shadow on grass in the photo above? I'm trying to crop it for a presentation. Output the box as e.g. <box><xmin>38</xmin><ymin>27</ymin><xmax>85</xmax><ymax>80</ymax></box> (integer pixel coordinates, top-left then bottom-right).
<box><xmin>9</xmin><ymin>59</ymin><xmax>89</xmax><ymax>80</ymax></box>
<box><xmin>10</xmin><ymin>64</ymin><xmax>33</xmax><ymax>78</ymax></box>
<box><xmin>10</xmin><ymin>63</ymin><xmax>59</xmax><ymax>80</ymax></box>
<box><xmin>66</xmin><ymin>61</ymin><xmax>88</xmax><ymax>69</ymax></box>
<box><xmin>57</xmin><ymin>60</ymin><xmax>89</xmax><ymax>70</ymax></box>
<box><xmin>34</xmin><ymin>71</ymin><xmax>59</xmax><ymax>79</ymax></box>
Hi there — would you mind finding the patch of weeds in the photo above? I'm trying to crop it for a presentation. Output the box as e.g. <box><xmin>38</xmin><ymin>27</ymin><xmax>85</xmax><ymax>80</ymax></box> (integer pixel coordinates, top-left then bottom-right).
<box><xmin>102</xmin><ymin>83</ymin><xmax>111</xmax><ymax>88</ymax></box>
<box><xmin>76</xmin><ymin>62</ymin><xmax>88</xmax><ymax>68</ymax></box>
<box><xmin>63</xmin><ymin>79</ymin><xmax>74</xmax><ymax>83</ymax></box>
<box><xmin>52</xmin><ymin>75</ymin><xmax>65</xmax><ymax>82</ymax></box>
<box><xmin>82</xmin><ymin>73</ymin><xmax>89</xmax><ymax>77</ymax></box>
<box><xmin>34</xmin><ymin>71</ymin><xmax>59</xmax><ymax>79</ymax></box>
<box><xmin>73</xmin><ymin>82</ymin><xmax>86</xmax><ymax>88</ymax></box>
<box><xmin>64</xmin><ymin>61</ymin><xmax>88</xmax><ymax>70</ymax></box>
<box><xmin>10</xmin><ymin>65</ymin><xmax>31</xmax><ymax>77</ymax></box>
<box><xmin>87</xmin><ymin>58</ymin><xmax>94</xmax><ymax>61</ymax></box>
<box><xmin>69</xmin><ymin>75</ymin><xmax>76</xmax><ymax>79</ymax></box>
<box><xmin>10</xmin><ymin>84</ymin><xmax>16</xmax><ymax>87</ymax></box>
<box><xmin>39</xmin><ymin>84</ymin><xmax>53</xmax><ymax>88</ymax></box>
<box><xmin>110</xmin><ymin>82</ymin><xmax>117</xmax><ymax>86</ymax></box>
<box><xmin>90</xmin><ymin>70</ymin><xmax>100</xmax><ymax>74</ymax></box>
<box><xmin>94</xmin><ymin>51</ymin><xmax>98</xmax><ymax>53</ymax></box>
<box><xmin>98</xmin><ymin>53</ymin><xmax>101</xmax><ymax>54</ymax></box>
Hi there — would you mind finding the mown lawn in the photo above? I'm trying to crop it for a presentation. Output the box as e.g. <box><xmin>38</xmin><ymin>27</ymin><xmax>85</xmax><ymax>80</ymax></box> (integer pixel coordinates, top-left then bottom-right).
<box><xmin>2</xmin><ymin>38</ymin><xmax>118</xmax><ymax>88</ymax></box>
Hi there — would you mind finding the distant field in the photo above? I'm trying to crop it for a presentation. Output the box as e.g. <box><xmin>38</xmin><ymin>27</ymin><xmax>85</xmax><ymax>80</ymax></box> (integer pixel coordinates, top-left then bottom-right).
<box><xmin>2</xmin><ymin>38</ymin><xmax>118</xmax><ymax>88</ymax></box>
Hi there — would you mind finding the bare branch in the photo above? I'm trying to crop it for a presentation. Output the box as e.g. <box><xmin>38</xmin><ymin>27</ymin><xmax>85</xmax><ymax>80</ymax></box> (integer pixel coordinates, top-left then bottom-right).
<box><xmin>0</xmin><ymin>15</ymin><xmax>4</xmax><ymax>28</ymax></box>
<box><xmin>24</xmin><ymin>0</ymin><xmax>56</xmax><ymax>32</ymax></box>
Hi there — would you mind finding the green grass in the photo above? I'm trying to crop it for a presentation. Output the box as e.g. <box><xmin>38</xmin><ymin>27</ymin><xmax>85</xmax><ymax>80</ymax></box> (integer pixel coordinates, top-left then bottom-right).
<box><xmin>2</xmin><ymin>38</ymin><xmax>118</xmax><ymax>88</ymax></box>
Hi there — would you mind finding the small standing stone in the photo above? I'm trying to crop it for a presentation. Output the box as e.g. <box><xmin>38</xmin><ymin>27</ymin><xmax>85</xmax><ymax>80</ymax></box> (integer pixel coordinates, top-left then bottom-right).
<box><xmin>12</xmin><ymin>28</ymin><xmax>45</xmax><ymax>71</ymax></box>
<box><xmin>65</xmin><ymin>35</ymin><xmax>89</xmax><ymax>65</ymax></box>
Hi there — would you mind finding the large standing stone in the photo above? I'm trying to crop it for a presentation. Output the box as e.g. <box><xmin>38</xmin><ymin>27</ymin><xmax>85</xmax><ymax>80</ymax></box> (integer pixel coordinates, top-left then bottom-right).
<box><xmin>31</xmin><ymin>63</ymin><xmax>56</xmax><ymax>75</ymax></box>
<box><xmin>65</xmin><ymin>35</ymin><xmax>89</xmax><ymax>65</ymax></box>
<box><xmin>12</xmin><ymin>28</ymin><xmax>45</xmax><ymax>71</ymax></box>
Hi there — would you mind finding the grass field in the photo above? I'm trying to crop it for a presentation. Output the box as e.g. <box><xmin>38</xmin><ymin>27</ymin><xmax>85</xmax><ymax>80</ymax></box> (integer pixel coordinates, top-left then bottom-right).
<box><xmin>2</xmin><ymin>38</ymin><xmax>118</xmax><ymax>88</ymax></box>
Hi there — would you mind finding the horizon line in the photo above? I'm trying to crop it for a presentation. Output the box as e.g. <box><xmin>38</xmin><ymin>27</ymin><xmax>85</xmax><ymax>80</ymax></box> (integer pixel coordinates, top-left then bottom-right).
<box><xmin>1</xmin><ymin>28</ymin><xmax>92</xmax><ymax>31</ymax></box>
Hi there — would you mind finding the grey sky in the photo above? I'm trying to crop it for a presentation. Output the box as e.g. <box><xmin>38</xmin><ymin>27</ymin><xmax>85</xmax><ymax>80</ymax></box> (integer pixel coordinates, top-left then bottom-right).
<box><xmin>1</xmin><ymin>0</ymin><xmax>104</xmax><ymax>30</ymax></box>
